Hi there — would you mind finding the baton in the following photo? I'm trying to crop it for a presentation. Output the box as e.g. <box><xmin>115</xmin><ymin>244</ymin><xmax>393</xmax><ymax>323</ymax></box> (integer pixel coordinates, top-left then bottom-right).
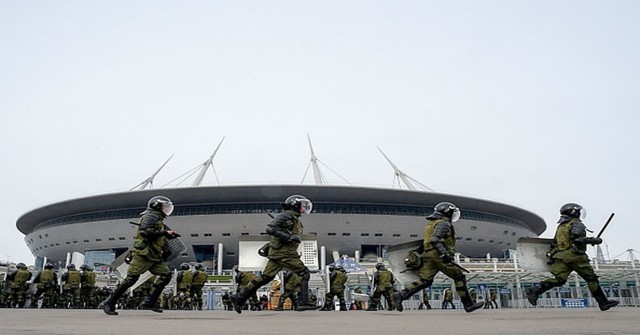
<box><xmin>596</xmin><ymin>213</ymin><xmax>615</xmax><ymax>238</ymax></box>
<box><xmin>452</xmin><ymin>262</ymin><xmax>470</xmax><ymax>273</ymax></box>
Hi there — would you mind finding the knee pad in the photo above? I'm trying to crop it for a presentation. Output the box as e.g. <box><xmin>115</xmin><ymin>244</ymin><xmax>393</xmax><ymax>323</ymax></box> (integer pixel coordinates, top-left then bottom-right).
<box><xmin>156</xmin><ymin>274</ymin><xmax>172</xmax><ymax>286</ymax></box>
<box><xmin>298</xmin><ymin>269</ymin><xmax>311</xmax><ymax>281</ymax></box>
<box><xmin>123</xmin><ymin>274</ymin><xmax>141</xmax><ymax>288</ymax></box>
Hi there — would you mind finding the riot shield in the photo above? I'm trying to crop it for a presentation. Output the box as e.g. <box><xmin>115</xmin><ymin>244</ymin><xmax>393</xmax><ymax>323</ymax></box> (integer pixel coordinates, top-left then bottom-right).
<box><xmin>386</xmin><ymin>240</ymin><xmax>422</xmax><ymax>287</ymax></box>
<box><xmin>516</xmin><ymin>237</ymin><xmax>553</xmax><ymax>272</ymax></box>
<box><xmin>111</xmin><ymin>234</ymin><xmax>186</xmax><ymax>292</ymax></box>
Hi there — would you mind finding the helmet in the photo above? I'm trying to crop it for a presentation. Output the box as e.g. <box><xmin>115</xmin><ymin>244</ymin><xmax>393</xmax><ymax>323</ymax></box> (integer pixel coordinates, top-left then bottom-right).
<box><xmin>375</xmin><ymin>262</ymin><xmax>385</xmax><ymax>270</ymax></box>
<box><xmin>560</xmin><ymin>203</ymin><xmax>586</xmax><ymax>219</ymax></box>
<box><xmin>44</xmin><ymin>263</ymin><xmax>53</xmax><ymax>269</ymax></box>
<box><xmin>194</xmin><ymin>263</ymin><xmax>204</xmax><ymax>270</ymax></box>
<box><xmin>79</xmin><ymin>264</ymin><xmax>88</xmax><ymax>270</ymax></box>
<box><xmin>67</xmin><ymin>264</ymin><xmax>76</xmax><ymax>269</ymax></box>
<box><xmin>16</xmin><ymin>262</ymin><xmax>26</xmax><ymax>269</ymax></box>
<box><xmin>180</xmin><ymin>263</ymin><xmax>190</xmax><ymax>270</ymax></box>
<box><xmin>147</xmin><ymin>196</ymin><xmax>174</xmax><ymax>216</ymax></box>
<box><xmin>282</xmin><ymin>195</ymin><xmax>313</xmax><ymax>214</ymax></box>
<box><xmin>433</xmin><ymin>202</ymin><xmax>461</xmax><ymax>222</ymax></box>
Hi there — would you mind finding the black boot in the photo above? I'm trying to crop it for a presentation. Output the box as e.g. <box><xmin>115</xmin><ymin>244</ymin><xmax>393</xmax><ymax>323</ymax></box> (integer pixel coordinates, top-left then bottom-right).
<box><xmin>99</xmin><ymin>283</ymin><xmax>129</xmax><ymax>316</ymax></box>
<box><xmin>319</xmin><ymin>302</ymin><xmax>333</xmax><ymax>311</ymax></box>
<box><xmin>339</xmin><ymin>301</ymin><xmax>348</xmax><ymax>311</ymax></box>
<box><xmin>525</xmin><ymin>287</ymin><xmax>540</xmax><ymax>306</ymax></box>
<box><xmin>391</xmin><ymin>284</ymin><xmax>424</xmax><ymax>312</ymax></box>
<box><xmin>139</xmin><ymin>284</ymin><xmax>164</xmax><ymax>313</ymax></box>
<box><xmin>460</xmin><ymin>295</ymin><xmax>483</xmax><ymax>313</ymax></box>
<box><xmin>230</xmin><ymin>291</ymin><xmax>247</xmax><ymax>314</ymax></box>
<box><xmin>592</xmin><ymin>286</ymin><xmax>619</xmax><ymax>311</ymax></box>
<box><xmin>366</xmin><ymin>303</ymin><xmax>377</xmax><ymax>311</ymax></box>
<box><xmin>526</xmin><ymin>282</ymin><xmax>554</xmax><ymax>306</ymax></box>
<box><xmin>296</xmin><ymin>277</ymin><xmax>321</xmax><ymax>311</ymax></box>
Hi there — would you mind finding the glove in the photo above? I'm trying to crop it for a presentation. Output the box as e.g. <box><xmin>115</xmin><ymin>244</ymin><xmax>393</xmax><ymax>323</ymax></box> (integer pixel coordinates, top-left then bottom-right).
<box><xmin>165</xmin><ymin>230</ymin><xmax>181</xmax><ymax>239</ymax></box>
<box><xmin>440</xmin><ymin>254</ymin><xmax>453</xmax><ymax>263</ymax></box>
<box><xmin>289</xmin><ymin>234</ymin><xmax>301</xmax><ymax>243</ymax></box>
<box><xmin>585</xmin><ymin>237</ymin><xmax>603</xmax><ymax>245</ymax></box>
<box><xmin>545</xmin><ymin>252</ymin><xmax>554</xmax><ymax>264</ymax></box>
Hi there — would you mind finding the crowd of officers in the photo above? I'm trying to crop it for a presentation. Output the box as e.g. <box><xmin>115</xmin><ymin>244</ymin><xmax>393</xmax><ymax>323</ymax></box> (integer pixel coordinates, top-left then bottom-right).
<box><xmin>0</xmin><ymin>261</ymin><xmax>208</xmax><ymax>310</ymax></box>
<box><xmin>1</xmin><ymin>263</ymin><xmax>98</xmax><ymax>309</ymax></box>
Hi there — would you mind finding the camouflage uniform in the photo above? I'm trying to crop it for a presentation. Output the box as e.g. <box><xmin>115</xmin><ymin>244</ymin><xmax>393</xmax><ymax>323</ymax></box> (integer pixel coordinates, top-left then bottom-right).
<box><xmin>32</xmin><ymin>265</ymin><xmax>57</xmax><ymax>308</ymax></box>
<box><xmin>7</xmin><ymin>264</ymin><xmax>32</xmax><ymax>308</ymax></box>
<box><xmin>368</xmin><ymin>265</ymin><xmax>395</xmax><ymax>311</ymax></box>
<box><xmin>175</xmin><ymin>267</ymin><xmax>193</xmax><ymax>310</ymax></box>
<box><xmin>392</xmin><ymin>202</ymin><xmax>484</xmax><ymax>313</ymax></box>
<box><xmin>526</xmin><ymin>204</ymin><xmax>618</xmax><ymax>311</ymax></box>
<box><xmin>321</xmin><ymin>266</ymin><xmax>348</xmax><ymax>311</ymax></box>
<box><xmin>99</xmin><ymin>196</ymin><xmax>179</xmax><ymax>316</ymax></box>
<box><xmin>235</xmin><ymin>271</ymin><xmax>260</xmax><ymax>310</ymax></box>
<box><xmin>80</xmin><ymin>266</ymin><xmax>97</xmax><ymax>308</ymax></box>
<box><xmin>190</xmin><ymin>266</ymin><xmax>208</xmax><ymax>310</ymax></box>
<box><xmin>230</xmin><ymin>196</ymin><xmax>319</xmax><ymax>314</ymax></box>
<box><xmin>61</xmin><ymin>266</ymin><xmax>81</xmax><ymax>308</ymax></box>
<box><xmin>442</xmin><ymin>289</ymin><xmax>455</xmax><ymax>309</ymax></box>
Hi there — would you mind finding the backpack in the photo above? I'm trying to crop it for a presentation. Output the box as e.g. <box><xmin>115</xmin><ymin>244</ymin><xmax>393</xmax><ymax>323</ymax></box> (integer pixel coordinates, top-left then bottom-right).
<box><xmin>404</xmin><ymin>249</ymin><xmax>423</xmax><ymax>270</ymax></box>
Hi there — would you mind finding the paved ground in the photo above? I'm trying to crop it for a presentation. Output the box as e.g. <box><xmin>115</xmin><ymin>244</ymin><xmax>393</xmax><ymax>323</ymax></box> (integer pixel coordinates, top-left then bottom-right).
<box><xmin>0</xmin><ymin>308</ymin><xmax>638</xmax><ymax>335</ymax></box>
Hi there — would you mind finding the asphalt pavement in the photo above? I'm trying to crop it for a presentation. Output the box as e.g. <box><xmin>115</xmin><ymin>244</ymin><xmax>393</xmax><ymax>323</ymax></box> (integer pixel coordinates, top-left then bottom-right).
<box><xmin>0</xmin><ymin>307</ymin><xmax>638</xmax><ymax>335</ymax></box>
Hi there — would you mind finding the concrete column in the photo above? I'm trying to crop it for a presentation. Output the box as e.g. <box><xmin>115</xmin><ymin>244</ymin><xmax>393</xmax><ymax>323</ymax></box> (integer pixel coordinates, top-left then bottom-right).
<box><xmin>217</xmin><ymin>243</ymin><xmax>224</xmax><ymax>275</ymax></box>
<box><xmin>320</xmin><ymin>246</ymin><xmax>326</xmax><ymax>271</ymax></box>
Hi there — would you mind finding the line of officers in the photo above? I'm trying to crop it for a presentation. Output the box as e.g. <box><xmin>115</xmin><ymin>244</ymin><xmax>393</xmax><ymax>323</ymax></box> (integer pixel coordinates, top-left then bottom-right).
<box><xmin>0</xmin><ymin>261</ymin><xmax>208</xmax><ymax>310</ymax></box>
<box><xmin>231</xmin><ymin>263</ymin><xmax>498</xmax><ymax>312</ymax></box>
<box><xmin>1</xmin><ymin>263</ymin><xmax>99</xmax><ymax>309</ymax></box>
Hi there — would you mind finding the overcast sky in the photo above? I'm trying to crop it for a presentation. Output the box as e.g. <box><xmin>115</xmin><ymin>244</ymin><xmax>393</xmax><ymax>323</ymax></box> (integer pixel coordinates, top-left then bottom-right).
<box><xmin>2</xmin><ymin>1</ymin><xmax>638</xmax><ymax>265</ymax></box>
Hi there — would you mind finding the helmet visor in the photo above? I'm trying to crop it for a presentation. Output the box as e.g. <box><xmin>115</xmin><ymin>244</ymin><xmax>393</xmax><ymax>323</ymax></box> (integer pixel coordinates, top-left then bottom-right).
<box><xmin>451</xmin><ymin>208</ymin><xmax>461</xmax><ymax>223</ymax></box>
<box><xmin>162</xmin><ymin>202</ymin><xmax>174</xmax><ymax>216</ymax></box>
<box><xmin>580</xmin><ymin>208</ymin><xmax>587</xmax><ymax>220</ymax></box>
<box><xmin>300</xmin><ymin>199</ymin><xmax>313</xmax><ymax>214</ymax></box>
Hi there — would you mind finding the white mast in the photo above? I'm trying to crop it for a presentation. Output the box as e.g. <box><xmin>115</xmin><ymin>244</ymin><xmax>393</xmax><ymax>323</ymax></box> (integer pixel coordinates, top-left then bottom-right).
<box><xmin>308</xmin><ymin>134</ymin><xmax>326</xmax><ymax>185</ymax></box>
<box><xmin>302</xmin><ymin>134</ymin><xmax>351</xmax><ymax>185</ymax></box>
<box><xmin>130</xmin><ymin>154</ymin><xmax>174</xmax><ymax>190</ymax></box>
<box><xmin>377</xmin><ymin>146</ymin><xmax>432</xmax><ymax>191</ymax></box>
<box><xmin>192</xmin><ymin>137</ymin><xmax>225</xmax><ymax>186</ymax></box>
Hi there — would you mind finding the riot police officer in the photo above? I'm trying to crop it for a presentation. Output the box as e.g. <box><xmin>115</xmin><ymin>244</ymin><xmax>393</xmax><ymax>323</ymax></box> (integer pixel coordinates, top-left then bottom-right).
<box><xmin>7</xmin><ymin>263</ymin><xmax>32</xmax><ymax>308</ymax></box>
<box><xmin>526</xmin><ymin>203</ymin><xmax>619</xmax><ymax>311</ymax></box>
<box><xmin>367</xmin><ymin>262</ymin><xmax>396</xmax><ymax>311</ymax></box>
<box><xmin>234</xmin><ymin>269</ymin><xmax>260</xmax><ymax>311</ymax></box>
<box><xmin>230</xmin><ymin>195</ymin><xmax>321</xmax><ymax>313</ymax></box>
<box><xmin>191</xmin><ymin>263</ymin><xmax>208</xmax><ymax>310</ymax></box>
<box><xmin>99</xmin><ymin>196</ymin><xmax>180</xmax><ymax>315</ymax></box>
<box><xmin>391</xmin><ymin>202</ymin><xmax>484</xmax><ymax>313</ymax></box>
<box><xmin>80</xmin><ymin>264</ymin><xmax>97</xmax><ymax>308</ymax></box>
<box><xmin>32</xmin><ymin>263</ymin><xmax>57</xmax><ymax>308</ymax></box>
<box><xmin>61</xmin><ymin>264</ymin><xmax>81</xmax><ymax>308</ymax></box>
<box><xmin>320</xmin><ymin>265</ymin><xmax>348</xmax><ymax>311</ymax></box>
<box><xmin>175</xmin><ymin>263</ymin><xmax>193</xmax><ymax>310</ymax></box>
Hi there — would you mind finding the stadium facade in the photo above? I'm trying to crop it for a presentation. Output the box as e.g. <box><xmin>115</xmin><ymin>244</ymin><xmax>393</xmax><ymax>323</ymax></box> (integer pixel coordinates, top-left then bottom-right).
<box><xmin>17</xmin><ymin>184</ymin><xmax>546</xmax><ymax>270</ymax></box>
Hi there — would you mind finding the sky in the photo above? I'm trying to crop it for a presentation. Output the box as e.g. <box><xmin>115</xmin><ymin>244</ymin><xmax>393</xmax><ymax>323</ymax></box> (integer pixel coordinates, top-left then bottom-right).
<box><xmin>1</xmin><ymin>1</ymin><xmax>639</xmax><ymax>265</ymax></box>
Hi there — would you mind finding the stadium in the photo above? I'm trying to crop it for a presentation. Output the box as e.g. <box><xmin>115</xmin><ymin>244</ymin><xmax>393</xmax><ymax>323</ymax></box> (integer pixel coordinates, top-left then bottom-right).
<box><xmin>17</xmin><ymin>184</ymin><xmax>545</xmax><ymax>269</ymax></box>
<box><xmin>16</xmin><ymin>141</ymin><xmax>546</xmax><ymax>271</ymax></box>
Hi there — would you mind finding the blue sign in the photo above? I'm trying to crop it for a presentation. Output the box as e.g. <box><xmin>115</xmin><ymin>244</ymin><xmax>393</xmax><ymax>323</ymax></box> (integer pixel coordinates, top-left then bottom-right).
<box><xmin>477</xmin><ymin>284</ymin><xmax>487</xmax><ymax>290</ymax></box>
<box><xmin>330</xmin><ymin>258</ymin><xmax>364</xmax><ymax>273</ymax></box>
<box><xmin>560</xmin><ymin>298</ymin><xmax>589</xmax><ymax>308</ymax></box>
